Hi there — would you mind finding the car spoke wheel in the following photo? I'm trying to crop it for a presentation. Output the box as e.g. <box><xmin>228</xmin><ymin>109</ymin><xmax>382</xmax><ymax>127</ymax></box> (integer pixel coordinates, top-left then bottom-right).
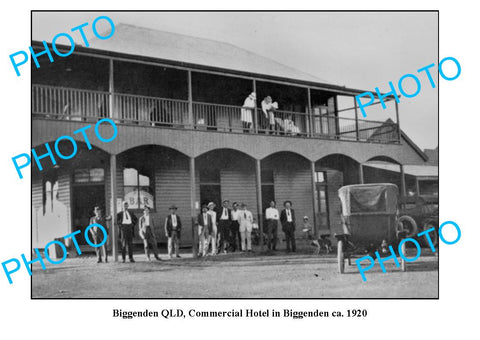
<box><xmin>423</xmin><ymin>222</ymin><xmax>439</xmax><ymax>249</ymax></box>
<box><xmin>398</xmin><ymin>215</ymin><xmax>418</xmax><ymax>238</ymax></box>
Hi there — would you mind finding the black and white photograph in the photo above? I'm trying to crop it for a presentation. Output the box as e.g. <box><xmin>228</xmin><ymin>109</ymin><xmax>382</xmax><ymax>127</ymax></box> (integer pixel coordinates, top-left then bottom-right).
<box><xmin>2</xmin><ymin>2</ymin><xmax>479</xmax><ymax>338</ymax></box>
<box><xmin>29</xmin><ymin>11</ymin><xmax>438</xmax><ymax>298</ymax></box>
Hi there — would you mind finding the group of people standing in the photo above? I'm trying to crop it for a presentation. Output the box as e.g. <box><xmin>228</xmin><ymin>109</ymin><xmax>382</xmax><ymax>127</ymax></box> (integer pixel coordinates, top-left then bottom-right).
<box><xmin>197</xmin><ymin>199</ymin><xmax>298</xmax><ymax>256</ymax></box>
<box><xmin>119</xmin><ymin>201</ymin><xmax>183</xmax><ymax>262</ymax></box>
<box><xmin>87</xmin><ymin>199</ymin><xmax>299</xmax><ymax>263</ymax></box>
<box><xmin>88</xmin><ymin>201</ymin><xmax>182</xmax><ymax>263</ymax></box>
<box><xmin>197</xmin><ymin>200</ymin><xmax>254</xmax><ymax>256</ymax></box>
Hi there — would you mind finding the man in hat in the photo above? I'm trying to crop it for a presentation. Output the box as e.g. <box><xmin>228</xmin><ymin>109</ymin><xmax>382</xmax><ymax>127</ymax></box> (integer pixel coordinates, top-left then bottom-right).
<box><xmin>164</xmin><ymin>204</ymin><xmax>182</xmax><ymax>259</ymax></box>
<box><xmin>117</xmin><ymin>201</ymin><xmax>138</xmax><ymax>263</ymax></box>
<box><xmin>238</xmin><ymin>203</ymin><xmax>254</xmax><ymax>252</ymax></box>
<box><xmin>206</xmin><ymin>202</ymin><xmax>218</xmax><ymax>255</ymax></box>
<box><xmin>265</xmin><ymin>200</ymin><xmax>280</xmax><ymax>251</ymax></box>
<box><xmin>89</xmin><ymin>205</ymin><xmax>111</xmax><ymax>263</ymax></box>
<box><xmin>280</xmin><ymin>200</ymin><xmax>296</xmax><ymax>252</ymax></box>
<box><xmin>217</xmin><ymin>199</ymin><xmax>232</xmax><ymax>254</ymax></box>
<box><xmin>197</xmin><ymin>204</ymin><xmax>213</xmax><ymax>257</ymax></box>
<box><xmin>241</xmin><ymin>92</ymin><xmax>256</xmax><ymax>133</ymax></box>
<box><xmin>229</xmin><ymin>202</ymin><xmax>241</xmax><ymax>252</ymax></box>
<box><xmin>138</xmin><ymin>206</ymin><xmax>161</xmax><ymax>261</ymax></box>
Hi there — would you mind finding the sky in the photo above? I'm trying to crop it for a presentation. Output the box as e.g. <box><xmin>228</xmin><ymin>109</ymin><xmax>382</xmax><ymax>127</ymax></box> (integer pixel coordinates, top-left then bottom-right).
<box><xmin>32</xmin><ymin>11</ymin><xmax>438</xmax><ymax>150</ymax></box>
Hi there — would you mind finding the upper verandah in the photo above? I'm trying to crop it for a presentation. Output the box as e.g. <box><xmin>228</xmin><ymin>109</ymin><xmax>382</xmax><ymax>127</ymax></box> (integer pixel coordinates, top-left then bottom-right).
<box><xmin>31</xmin><ymin>24</ymin><xmax>399</xmax><ymax>143</ymax></box>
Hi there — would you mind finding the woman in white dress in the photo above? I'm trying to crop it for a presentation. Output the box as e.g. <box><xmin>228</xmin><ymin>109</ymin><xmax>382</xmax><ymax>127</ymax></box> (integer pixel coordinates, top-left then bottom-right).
<box><xmin>241</xmin><ymin>92</ymin><xmax>256</xmax><ymax>133</ymax></box>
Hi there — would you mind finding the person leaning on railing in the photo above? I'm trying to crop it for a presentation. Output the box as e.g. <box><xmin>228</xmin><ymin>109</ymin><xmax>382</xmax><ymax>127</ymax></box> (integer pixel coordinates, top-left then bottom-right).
<box><xmin>261</xmin><ymin>96</ymin><xmax>279</xmax><ymax>134</ymax></box>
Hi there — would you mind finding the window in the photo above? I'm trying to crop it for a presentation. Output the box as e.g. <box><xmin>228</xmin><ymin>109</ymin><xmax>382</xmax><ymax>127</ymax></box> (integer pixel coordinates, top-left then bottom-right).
<box><xmin>315</xmin><ymin>171</ymin><xmax>326</xmax><ymax>183</ymax></box>
<box><xmin>315</xmin><ymin>171</ymin><xmax>329</xmax><ymax>228</ymax></box>
<box><xmin>317</xmin><ymin>187</ymin><xmax>329</xmax><ymax>227</ymax></box>
<box><xmin>419</xmin><ymin>180</ymin><xmax>439</xmax><ymax>196</ymax></box>
<box><xmin>43</xmin><ymin>179</ymin><xmax>59</xmax><ymax>214</ymax></box>
<box><xmin>74</xmin><ymin>168</ymin><xmax>105</xmax><ymax>183</ymax></box>
<box><xmin>123</xmin><ymin>168</ymin><xmax>154</xmax><ymax>209</ymax></box>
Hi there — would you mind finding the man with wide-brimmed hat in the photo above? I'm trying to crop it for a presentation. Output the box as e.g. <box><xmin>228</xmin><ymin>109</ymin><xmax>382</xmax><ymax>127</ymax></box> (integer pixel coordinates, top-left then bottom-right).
<box><xmin>280</xmin><ymin>200</ymin><xmax>296</xmax><ymax>252</ymax></box>
<box><xmin>217</xmin><ymin>199</ymin><xmax>232</xmax><ymax>253</ymax></box>
<box><xmin>164</xmin><ymin>204</ymin><xmax>182</xmax><ymax>259</ymax></box>
<box><xmin>197</xmin><ymin>204</ymin><xmax>212</xmax><ymax>257</ymax></box>
<box><xmin>117</xmin><ymin>201</ymin><xmax>138</xmax><ymax>263</ymax></box>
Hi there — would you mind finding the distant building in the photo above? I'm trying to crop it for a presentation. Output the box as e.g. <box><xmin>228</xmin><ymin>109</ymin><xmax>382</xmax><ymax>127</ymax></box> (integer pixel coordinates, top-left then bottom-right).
<box><xmin>363</xmin><ymin>146</ymin><xmax>438</xmax><ymax>197</ymax></box>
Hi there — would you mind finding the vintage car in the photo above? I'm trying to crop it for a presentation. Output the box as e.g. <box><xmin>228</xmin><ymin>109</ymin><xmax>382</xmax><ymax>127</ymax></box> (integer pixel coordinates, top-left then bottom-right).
<box><xmin>335</xmin><ymin>183</ymin><xmax>413</xmax><ymax>273</ymax></box>
<box><xmin>400</xmin><ymin>195</ymin><xmax>439</xmax><ymax>247</ymax></box>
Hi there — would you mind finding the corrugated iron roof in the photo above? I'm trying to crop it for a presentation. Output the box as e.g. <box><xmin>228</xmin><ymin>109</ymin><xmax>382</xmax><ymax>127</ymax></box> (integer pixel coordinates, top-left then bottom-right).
<box><xmin>87</xmin><ymin>23</ymin><xmax>332</xmax><ymax>85</ymax></box>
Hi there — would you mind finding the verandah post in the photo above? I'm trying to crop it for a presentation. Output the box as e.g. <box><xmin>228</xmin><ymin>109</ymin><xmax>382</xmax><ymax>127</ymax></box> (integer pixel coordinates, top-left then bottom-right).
<box><xmin>255</xmin><ymin>159</ymin><xmax>263</xmax><ymax>251</ymax></box>
<box><xmin>353</xmin><ymin>96</ymin><xmax>360</xmax><ymax>141</ymax></box>
<box><xmin>190</xmin><ymin>156</ymin><xmax>198</xmax><ymax>257</ymax></box>
<box><xmin>253</xmin><ymin>79</ymin><xmax>258</xmax><ymax>133</ymax></box>
<box><xmin>188</xmin><ymin>70</ymin><xmax>193</xmax><ymax>128</ymax></box>
<box><xmin>310</xmin><ymin>161</ymin><xmax>318</xmax><ymax>237</ymax></box>
<box><xmin>109</xmin><ymin>154</ymin><xmax>118</xmax><ymax>262</ymax></box>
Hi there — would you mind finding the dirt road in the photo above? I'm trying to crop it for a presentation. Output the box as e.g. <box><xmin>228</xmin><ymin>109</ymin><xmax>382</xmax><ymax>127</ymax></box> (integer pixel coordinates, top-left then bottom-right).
<box><xmin>32</xmin><ymin>249</ymin><xmax>438</xmax><ymax>298</ymax></box>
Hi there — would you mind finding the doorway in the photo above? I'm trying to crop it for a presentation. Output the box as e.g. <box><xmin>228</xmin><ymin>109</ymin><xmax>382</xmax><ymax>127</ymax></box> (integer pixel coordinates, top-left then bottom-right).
<box><xmin>200</xmin><ymin>184</ymin><xmax>221</xmax><ymax>208</ymax></box>
<box><xmin>261</xmin><ymin>170</ymin><xmax>275</xmax><ymax>214</ymax></box>
<box><xmin>72</xmin><ymin>185</ymin><xmax>105</xmax><ymax>245</ymax></box>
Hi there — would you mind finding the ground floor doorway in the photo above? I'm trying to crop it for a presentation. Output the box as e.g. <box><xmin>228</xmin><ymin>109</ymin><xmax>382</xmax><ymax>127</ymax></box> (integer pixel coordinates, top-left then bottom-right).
<box><xmin>200</xmin><ymin>184</ymin><xmax>221</xmax><ymax>207</ymax></box>
<box><xmin>72</xmin><ymin>184</ymin><xmax>105</xmax><ymax>245</ymax></box>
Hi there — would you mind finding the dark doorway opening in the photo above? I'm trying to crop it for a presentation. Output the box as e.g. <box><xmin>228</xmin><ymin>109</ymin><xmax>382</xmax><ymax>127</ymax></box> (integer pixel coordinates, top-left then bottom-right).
<box><xmin>261</xmin><ymin>185</ymin><xmax>275</xmax><ymax>214</ymax></box>
<box><xmin>261</xmin><ymin>170</ymin><xmax>275</xmax><ymax>216</ymax></box>
<box><xmin>200</xmin><ymin>185</ymin><xmax>221</xmax><ymax>208</ymax></box>
<box><xmin>72</xmin><ymin>185</ymin><xmax>105</xmax><ymax>245</ymax></box>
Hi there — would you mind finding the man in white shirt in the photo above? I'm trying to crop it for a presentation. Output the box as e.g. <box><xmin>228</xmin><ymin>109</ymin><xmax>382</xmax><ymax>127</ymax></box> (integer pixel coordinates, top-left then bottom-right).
<box><xmin>238</xmin><ymin>203</ymin><xmax>253</xmax><ymax>252</ymax></box>
<box><xmin>207</xmin><ymin>202</ymin><xmax>218</xmax><ymax>255</ymax></box>
<box><xmin>229</xmin><ymin>202</ymin><xmax>241</xmax><ymax>252</ymax></box>
<box><xmin>265</xmin><ymin>200</ymin><xmax>280</xmax><ymax>251</ymax></box>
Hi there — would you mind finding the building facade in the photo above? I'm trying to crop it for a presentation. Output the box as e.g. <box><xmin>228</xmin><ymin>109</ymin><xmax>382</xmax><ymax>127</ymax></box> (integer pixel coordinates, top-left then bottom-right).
<box><xmin>31</xmin><ymin>24</ymin><xmax>432</xmax><ymax>258</ymax></box>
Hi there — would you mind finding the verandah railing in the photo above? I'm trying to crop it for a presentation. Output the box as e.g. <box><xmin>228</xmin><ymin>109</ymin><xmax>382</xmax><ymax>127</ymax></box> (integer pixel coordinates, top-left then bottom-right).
<box><xmin>32</xmin><ymin>85</ymin><xmax>399</xmax><ymax>143</ymax></box>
